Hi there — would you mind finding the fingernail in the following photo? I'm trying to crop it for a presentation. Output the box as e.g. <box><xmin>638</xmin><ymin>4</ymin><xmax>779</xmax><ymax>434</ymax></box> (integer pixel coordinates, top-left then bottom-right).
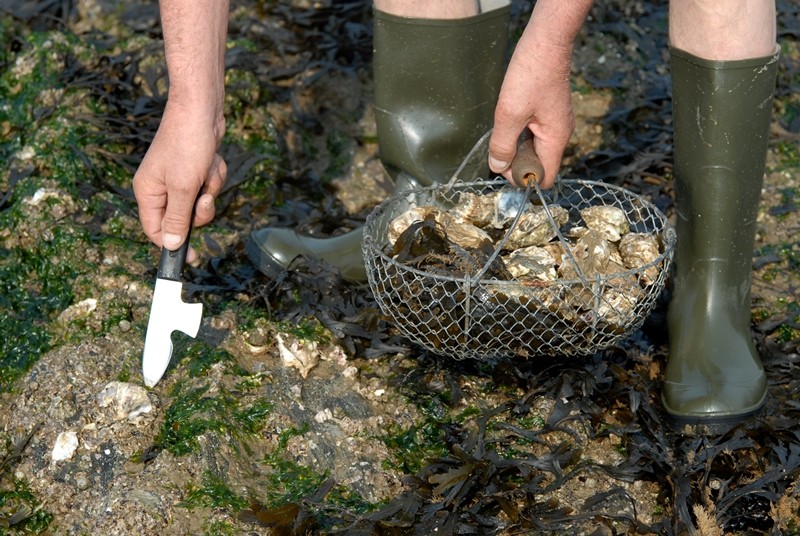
<box><xmin>163</xmin><ymin>233</ymin><xmax>182</xmax><ymax>250</ymax></box>
<box><xmin>489</xmin><ymin>156</ymin><xmax>509</xmax><ymax>172</ymax></box>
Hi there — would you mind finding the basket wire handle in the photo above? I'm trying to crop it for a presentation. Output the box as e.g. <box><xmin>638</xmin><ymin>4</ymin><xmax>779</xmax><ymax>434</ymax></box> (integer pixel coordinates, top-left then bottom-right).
<box><xmin>443</xmin><ymin>130</ymin><xmax>493</xmax><ymax>193</ymax></box>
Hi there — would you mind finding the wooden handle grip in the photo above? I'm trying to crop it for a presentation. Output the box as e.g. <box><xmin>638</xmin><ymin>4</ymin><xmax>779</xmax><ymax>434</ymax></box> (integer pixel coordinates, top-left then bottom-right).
<box><xmin>510</xmin><ymin>137</ymin><xmax>545</xmax><ymax>187</ymax></box>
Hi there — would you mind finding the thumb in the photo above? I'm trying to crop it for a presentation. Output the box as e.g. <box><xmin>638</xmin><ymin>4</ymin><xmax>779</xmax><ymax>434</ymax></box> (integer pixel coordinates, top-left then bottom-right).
<box><xmin>488</xmin><ymin>124</ymin><xmax>525</xmax><ymax>184</ymax></box>
<box><xmin>161</xmin><ymin>186</ymin><xmax>199</xmax><ymax>251</ymax></box>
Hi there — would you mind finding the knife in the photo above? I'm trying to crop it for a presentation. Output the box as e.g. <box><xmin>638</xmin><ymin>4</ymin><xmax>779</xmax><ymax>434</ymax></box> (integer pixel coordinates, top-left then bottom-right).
<box><xmin>141</xmin><ymin>233</ymin><xmax>203</xmax><ymax>387</ymax></box>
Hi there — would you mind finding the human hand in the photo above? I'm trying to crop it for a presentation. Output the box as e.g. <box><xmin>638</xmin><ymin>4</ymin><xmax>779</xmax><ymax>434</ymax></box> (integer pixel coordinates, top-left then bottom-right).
<box><xmin>132</xmin><ymin>104</ymin><xmax>227</xmax><ymax>263</ymax></box>
<box><xmin>488</xmin><ymin>1</ymin><xmax>591</xmax><ymax>189</ymax></box>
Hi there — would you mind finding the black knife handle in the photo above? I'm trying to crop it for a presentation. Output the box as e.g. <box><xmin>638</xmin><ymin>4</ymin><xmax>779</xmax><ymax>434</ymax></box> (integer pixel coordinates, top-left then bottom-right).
<box><xmin>157</xmin><ymin>227</ymin><xmax>192</xmax><ymax>281</ymax></box>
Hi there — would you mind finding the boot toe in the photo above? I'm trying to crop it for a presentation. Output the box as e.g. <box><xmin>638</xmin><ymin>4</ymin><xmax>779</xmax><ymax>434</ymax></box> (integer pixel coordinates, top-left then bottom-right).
<box><xmin>662</xmin><ymin>376</ymin><xmax>767</xmax><ymax>427</ymax></box>
<box><xmin>246</xmin><ymin>228</ymin><xmax>307</xmax><ymax>279</ymax></box>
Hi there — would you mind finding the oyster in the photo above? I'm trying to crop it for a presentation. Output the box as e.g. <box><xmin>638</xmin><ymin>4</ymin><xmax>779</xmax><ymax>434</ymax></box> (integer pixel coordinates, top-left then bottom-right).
<box><xmin>493</xmin><ymin>189</ymin><xmax>532</xmax><ymax>228</ymax></box>
<box><xmin>451</xmin><ymin>191</ymin><xmax>497</xmax><ymax>228</ymax></box>
<box><xmin>557</xmin><ymin>229</ymin><xmax>616</xmax><ymax>280</ymax></box>
<box><xmin>619</xmin><ymin>232</ymin><xmax>662</xmax><ymax>286</ymax></box>
<box><xmin>596</xmin><ymin>278</ymin><xmax>644</xmax><ymax>328</ymax></box>
<box><xmin>504</xmin><ymin>205</ymin><xmax>568</xmax><ymax>249</ymax></box>
<box><xmin>503</xmin><ymin>245</ymin><xmax>557</xmax><ymax>281</ymax></box>
<box><xmin>388</xmin><ymin>206</ymin><xmax>449</xmax><ymax>245</ymax></box>
<box><xmin>580</xmin><ymin>205</ymin><xmax>630</xmax><ymax>242</ymax></box>
<box><xmin>445</xmin><ymin>220</ymin><xmax>494</xmax><ymax>251</ymax></box>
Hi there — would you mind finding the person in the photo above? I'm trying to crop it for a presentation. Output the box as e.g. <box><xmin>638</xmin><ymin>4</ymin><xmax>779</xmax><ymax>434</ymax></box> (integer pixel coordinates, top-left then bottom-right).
<box><xmin>132</xmin><ymin>0</ymin><xmax>779</xmax><ymax>428</ymax></box>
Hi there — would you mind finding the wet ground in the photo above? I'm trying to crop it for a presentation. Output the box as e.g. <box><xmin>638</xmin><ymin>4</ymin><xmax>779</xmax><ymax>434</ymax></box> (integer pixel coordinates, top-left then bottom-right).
<box><xmin>0</xmin><ymin>0</ymin><xmax>799</xmax><ymax>534</ymax></box>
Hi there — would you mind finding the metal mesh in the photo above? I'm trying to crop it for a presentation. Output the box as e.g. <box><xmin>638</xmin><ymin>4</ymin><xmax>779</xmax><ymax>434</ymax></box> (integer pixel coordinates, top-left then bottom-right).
<box><xmin>363</xmin><ymin>179</ymin><xmax>676</xmax><ymax>359</ymax></box>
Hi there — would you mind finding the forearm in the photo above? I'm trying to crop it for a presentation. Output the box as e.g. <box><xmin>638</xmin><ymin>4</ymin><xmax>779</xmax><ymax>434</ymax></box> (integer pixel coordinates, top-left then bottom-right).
<box><xmin>517</xmin><ymin>0</ymin><xmax>594</xmax><ymax>72</ymax></box>
<box><xmin>488</xmin><ymin>0</ymin><xmax>593</xmax><ymax>187</ymax></box>
<box><xmin>159</xmin><ymin>0</ymin><xmax>229</xmax><ymax>119</ymax></box>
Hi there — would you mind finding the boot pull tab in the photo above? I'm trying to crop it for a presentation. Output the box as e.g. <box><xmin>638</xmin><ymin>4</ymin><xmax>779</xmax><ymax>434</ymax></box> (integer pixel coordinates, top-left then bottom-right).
<box><xmin>511</xmin><ymin>135</ymin><xmax>545</xmax><ymax>187</ymax></box>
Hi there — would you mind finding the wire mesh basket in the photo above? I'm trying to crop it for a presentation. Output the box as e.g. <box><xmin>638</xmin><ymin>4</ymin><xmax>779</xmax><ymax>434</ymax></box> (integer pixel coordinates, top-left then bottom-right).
<box><xmin>362</xmin><ymin>177</ymin><xmax>675</xmax><ymax>359</ymax></box>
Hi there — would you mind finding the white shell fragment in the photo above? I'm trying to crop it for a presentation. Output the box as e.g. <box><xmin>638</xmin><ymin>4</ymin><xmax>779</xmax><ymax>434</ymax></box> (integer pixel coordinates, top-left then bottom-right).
<box><xmin>619</xmin><ymin>232</ymin><xmax>662</xmax><ymax>285</ymax></box>
<box><xmin>580</xmin><ymin>205</ymin><xmax>630</xmax><ymax>241</ymax></box>
<box><xmin>96</xmin><ymin>381</ymin><xmax>152</xmax><ymax>421</ymax></box>
<box><xmin>52</xmin><ymin>431</ymin><xmax>79</xmax><ymax>462</ymax></box>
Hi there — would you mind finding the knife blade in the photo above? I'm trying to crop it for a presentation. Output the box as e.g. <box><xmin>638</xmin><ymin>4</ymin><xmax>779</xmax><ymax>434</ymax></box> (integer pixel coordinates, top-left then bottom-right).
<box><xmin>141</xmin><ymin>233</ymin><xmax>203</xmax><ymax>387</ymax></box>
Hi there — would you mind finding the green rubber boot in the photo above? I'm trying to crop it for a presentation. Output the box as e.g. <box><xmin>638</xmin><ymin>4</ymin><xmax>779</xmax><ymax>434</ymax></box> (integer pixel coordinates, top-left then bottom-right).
<box><xmin>247</xmin><ymin>3</ymin><xmax>510</xmax><ymax>283</ymax></box>
<box><xmin>663</xmin><ymin>46</ymin><xmax>780</xmax><ymax>428</ymax></box>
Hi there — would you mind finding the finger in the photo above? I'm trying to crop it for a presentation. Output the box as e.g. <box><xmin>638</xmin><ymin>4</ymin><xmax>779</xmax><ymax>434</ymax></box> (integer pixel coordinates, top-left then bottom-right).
<box><xmin>201</xmin><ymin>153</ymin><xmax>227</xmax><ymax>198</ymax></box>
<box><xmin>132</xmin><ymin>172</ymin><xmax>166</xmax><ymax>248</ymax></box>
<box><xmin>161</xmin><ymin>181</ymin><xmax>201</xmax><ymax>251</ymax></box>
<box><xmin>530</xmin><ymin>136</ymin><xmax>563</xmax><ymax>190</ymax></box>
<box><xmin>489</xmin><ymin>115</ymin><xmax>527</xmax><ymax>187</ymax></box>
<box><xmin>186</xmin><ymin>245</ymin><xmax>198</xmax><ymax>265</ymax></box>
<box><xmin>193</xmin><ymin>192</ymin><xmax>216</xmax><ymax>227</ymax></box>
<box><xmin>194</xmin><ymin>155</ymin><xmax>226</xmax><ymax>227</ymax></box>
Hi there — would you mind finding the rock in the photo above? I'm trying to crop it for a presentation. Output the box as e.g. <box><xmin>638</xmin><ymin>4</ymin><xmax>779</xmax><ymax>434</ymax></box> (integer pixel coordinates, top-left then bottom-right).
<box><xmin>52</xmin><ymin>431</ymin><xmax>79</xmax><ymax>462</ymax></box>
<box><xmin>74</xmin><ymin>472</ymin><xmax>91</xmax><ymax>491</ymax></box>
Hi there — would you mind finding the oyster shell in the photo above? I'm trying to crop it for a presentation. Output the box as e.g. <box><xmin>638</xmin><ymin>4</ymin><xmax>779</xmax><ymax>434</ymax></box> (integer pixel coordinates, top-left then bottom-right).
<box><xmin>557</xmin><ymin>229</ymin><xmax>615</xmax><ymax>280</ymax></box>
<box><xmin>503</xmin><ymin>246</ymin><xmax>557</xmax><ymax>281</ymax></box>
<box><xmin>451</xmin><ymin>191</ymin><xmax>497</xmax><ymax>228</ymax></box>
<box><xmin>388</xmin><ymin>205</ymin><xmax>493</xmax><ymax>253</ymax></box>
<box><xmin>596</xmin><ymin>278</ymin><xmax>644</xmax><ymax>328</ymax></box>
<box><xmin>619</xmin><ymin>232</ymin><xmax>661</xmax><ymax>285</ymax></box>
<box><xmin>388</xmin><ymin>206</ymin><xmax>448</xmax><ymax>245</ymax></box>
<box><xmin>580</xmin><ymin>205</ymin><xmax>630</xmax><ymax>242</ymax></box>
<box><xmin>504</xmin><ymin>205</ymin><xmax>568</xmax><ymax>249</ymax></box>
<box><xmin>445</xmin><ymin>220</ymin><xmax>494</xmax><ymax>251</ymax></box>
<box><xmin>493</xmin><ymin>189</ymin><xmax>532</xmax><ymax>228</ymax></box>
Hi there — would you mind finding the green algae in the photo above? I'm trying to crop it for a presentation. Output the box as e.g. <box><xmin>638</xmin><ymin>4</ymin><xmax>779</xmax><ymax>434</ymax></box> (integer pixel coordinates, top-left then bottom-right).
<box><xmin>0</xmin><ymin>23</ymin><xmax>150</xmax><ymax>390</ymax></box>
<box><xmin>202</xmin><ymin>519</ymin><xmax>238</xmax><ymax>536</ymax></box>
<box><xmin>276</xmin><ymin>318</ymin><xmax>329</xmax><ymax>344</ymax></box>
<box><xmin>0</xmin><ymin>226</ymin><xmax>90</xmax><ymax>390</ymax></box>
<box><xmin>180</xmin><ymin>471</ymin><xmax>248</xmax><ymax>512</ymax></box>
<box><xmin>0</xmin><ymin>478</ymin><xmax>53</xmax><ymax>534</ymax></box>
<box><xmin>156</xmin><ymin>383</ymin><xmax>273</xmax><ymax>457</ymax></box>
<box><xmin>170</xmin><ymin>336</ymin><xmax>239</xmax><ymax>379</ymax></box>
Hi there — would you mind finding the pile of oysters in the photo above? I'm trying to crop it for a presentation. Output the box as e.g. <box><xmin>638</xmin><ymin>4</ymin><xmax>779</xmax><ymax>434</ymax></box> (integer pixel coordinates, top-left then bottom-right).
<box><xmin>384</xmin><ymin>186</ymin><xmax>667</xmax><ymax>336</ymax></box>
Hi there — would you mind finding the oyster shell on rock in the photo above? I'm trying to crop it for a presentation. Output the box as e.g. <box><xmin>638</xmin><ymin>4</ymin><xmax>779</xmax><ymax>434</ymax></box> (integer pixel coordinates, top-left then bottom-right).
<box><xmin>503</xmin><ymin>245</ymin><xmax>557</xmax><ymax>281</ymax></box>
<box><xmin>580</xmin><ymin>205</ymin><xmax>630</xmax><ymax>242</ymax></box>
<box><xmin>619</xmin><ymin>232</ymin><xmax>662</xmax><ymax>286</ymax></box>
<box><xmin>504</xmin><ymin>205</ymin><xmax>568</xmax><ymax>249</ymax></box>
